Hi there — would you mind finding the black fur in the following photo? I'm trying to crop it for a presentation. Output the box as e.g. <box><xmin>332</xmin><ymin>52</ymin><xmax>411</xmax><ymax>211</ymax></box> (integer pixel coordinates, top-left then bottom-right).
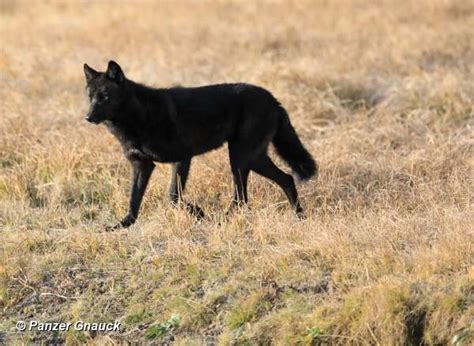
<box><xmin>83</xmin><ymin>61</ymin><xmax>317</xmax><ymax>229</ymax></box>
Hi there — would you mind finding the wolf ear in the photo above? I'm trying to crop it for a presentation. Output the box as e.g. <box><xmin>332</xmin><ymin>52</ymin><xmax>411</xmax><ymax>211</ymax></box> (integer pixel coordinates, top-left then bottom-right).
<box><xmin>106</xmin><ymin>60</ymin><xmax>124</xmax><ymax>84</ymax></box>
<box><xmin>84</xmin><ymin>64</ymin><xmax>99</xmax><ymax>82</ymax></box>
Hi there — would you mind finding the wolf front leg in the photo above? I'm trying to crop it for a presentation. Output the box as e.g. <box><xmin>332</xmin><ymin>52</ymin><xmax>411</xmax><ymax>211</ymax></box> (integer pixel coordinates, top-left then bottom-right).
<box><xmin>169</xmin><ymin>159</ymin><xmax>191</xmax><ymax>205</ymax></box>
<box><xmin>112</xmin><ymin>159</ymin><xmax>155</xmax><ymax>229</ymax></box>
<box><xmin>169</xmin><ymin>158</ymin><xmax>205</xmax><ymax>219</ymax></box>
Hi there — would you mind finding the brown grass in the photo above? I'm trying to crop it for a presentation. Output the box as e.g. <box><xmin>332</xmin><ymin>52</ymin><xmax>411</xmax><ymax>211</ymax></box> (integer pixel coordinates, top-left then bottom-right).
<box><xmin>1</xmin><ymin>0</ymin><xmax>473</xmax><ymax>344</ymax></box>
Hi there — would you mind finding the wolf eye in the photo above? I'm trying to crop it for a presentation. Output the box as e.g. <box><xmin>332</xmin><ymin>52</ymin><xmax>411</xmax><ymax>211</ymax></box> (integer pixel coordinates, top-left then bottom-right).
<box><xmin>97</xmin><ymin>92</ymin><xmax>109</xmax><ymax>103</ymax></box>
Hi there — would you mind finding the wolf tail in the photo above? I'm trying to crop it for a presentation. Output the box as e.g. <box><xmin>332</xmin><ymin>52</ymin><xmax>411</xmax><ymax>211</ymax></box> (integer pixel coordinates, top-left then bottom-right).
<box><xmin>272</xmin><ymin>104</ymin><xmax>318</xmax><ymax>181</ymax></box>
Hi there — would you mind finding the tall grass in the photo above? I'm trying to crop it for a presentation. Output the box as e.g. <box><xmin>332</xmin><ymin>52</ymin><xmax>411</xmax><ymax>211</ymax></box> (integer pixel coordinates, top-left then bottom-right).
<box><xmin>1</xmin><ymin>0</ymin><xmax>473</xmax><ymax>344</ymax></box>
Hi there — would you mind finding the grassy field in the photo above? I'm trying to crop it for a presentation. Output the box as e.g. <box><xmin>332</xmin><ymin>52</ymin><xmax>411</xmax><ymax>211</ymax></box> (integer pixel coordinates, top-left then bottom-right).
<box><xmin>1</xmin><ymin>0</ymin><xmax>473</xmax><ymax>344</ymax></box>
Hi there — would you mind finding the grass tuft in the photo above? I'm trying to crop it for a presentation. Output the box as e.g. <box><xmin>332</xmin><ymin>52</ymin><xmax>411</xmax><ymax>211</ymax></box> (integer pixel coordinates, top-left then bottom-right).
<box><xmin>1</xmin><ymin>0</ymin><xmax>473</xmax><ymax>343</ymax></box>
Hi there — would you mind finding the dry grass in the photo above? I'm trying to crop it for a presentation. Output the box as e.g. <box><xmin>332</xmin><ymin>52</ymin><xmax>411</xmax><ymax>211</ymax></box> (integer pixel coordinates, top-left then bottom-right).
<box><xmin>1</xmin><ymin>0</ymin><xmax>473</xmax><ymax>344</ymax></box>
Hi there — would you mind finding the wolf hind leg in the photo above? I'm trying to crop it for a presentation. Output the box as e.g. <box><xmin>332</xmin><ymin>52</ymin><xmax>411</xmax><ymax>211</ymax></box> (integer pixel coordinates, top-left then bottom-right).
<box><xmin>250</xmin><ymin>153</ymin><xmax>304</xmax><ymax>218</ymax></box>
<box><xmin>227</xmin><ymin>143</ymin><xmax>251</xmax><ymax>214</ymax></box>
<box><xmin>169</xmin><ymin>158</ymin><xmax>205</xmax><ymax>219</ymax></box>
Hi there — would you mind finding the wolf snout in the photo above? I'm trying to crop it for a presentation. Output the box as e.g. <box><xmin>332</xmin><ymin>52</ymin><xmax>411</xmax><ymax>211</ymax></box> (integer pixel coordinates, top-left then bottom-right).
<box><xmin>85</xmin><ymin>115</ymin><xmax>95</xmax><ymax>123</ymax></box>
<box><xmin>85</xmin><ymin>114</ymin><xmax>100</xmax><ymax>124</ymax></box>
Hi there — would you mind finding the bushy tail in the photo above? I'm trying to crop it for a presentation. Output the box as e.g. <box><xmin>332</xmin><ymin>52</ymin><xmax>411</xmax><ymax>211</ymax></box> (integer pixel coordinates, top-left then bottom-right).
<box><xmin>272</xmin><ymin>105</ymin><xmax>318</xmax><ymax>181</ymax></box>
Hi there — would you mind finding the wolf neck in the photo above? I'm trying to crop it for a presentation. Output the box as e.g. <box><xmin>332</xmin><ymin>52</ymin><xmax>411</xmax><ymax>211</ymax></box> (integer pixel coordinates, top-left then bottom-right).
<box><xmin>104</xmin><ymin>79</ymin><xmax>169</xmax><ymax>145</ymax></box>
<box><xmin>113</xmin><ymin>80</ymin><xmax>163</xmax><ymax>126</ymax></box>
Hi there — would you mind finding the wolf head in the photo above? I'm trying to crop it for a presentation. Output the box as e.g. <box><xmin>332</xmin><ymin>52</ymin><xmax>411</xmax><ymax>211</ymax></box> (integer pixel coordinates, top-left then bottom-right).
<box><xmin>83</xmin><ymin>60</ymin><xmax>126</xmax><ymax>124</ymax></box>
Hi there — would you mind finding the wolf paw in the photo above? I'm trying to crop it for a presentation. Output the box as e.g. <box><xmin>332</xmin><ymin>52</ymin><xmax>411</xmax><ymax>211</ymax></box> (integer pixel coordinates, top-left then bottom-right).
<box><xmin>295</xmin><ymin>208</ymin><xmax>307</xmax><ymax>220</ymax></box>
<box><xmin>185</xmin><ymin>203</ymin><xmax>205</xmax><ymax>220</ymax></box>
<box><xmin>105</xmin><ymin>223</ymin><xmax>121</xmax><ymax>232</ymax></box>
<box><xmin>105</xmin><ymin>215</ymin><xmax>136</xmax><ymax>231</ymax></box>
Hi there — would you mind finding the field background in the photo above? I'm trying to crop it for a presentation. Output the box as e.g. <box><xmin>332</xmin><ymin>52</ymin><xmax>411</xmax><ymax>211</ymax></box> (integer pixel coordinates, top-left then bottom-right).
<box><xmin>1</xmin><ymin>0</ymin><xmax>473</xmax><ymax>344</ymax></box>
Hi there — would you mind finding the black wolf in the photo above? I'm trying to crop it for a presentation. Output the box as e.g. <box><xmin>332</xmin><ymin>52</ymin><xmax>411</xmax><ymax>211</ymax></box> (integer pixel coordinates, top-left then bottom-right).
<box><xmin>83</xmin><ymin>61</ymin><xmax>317</xmax><ymax>228</ymax></box>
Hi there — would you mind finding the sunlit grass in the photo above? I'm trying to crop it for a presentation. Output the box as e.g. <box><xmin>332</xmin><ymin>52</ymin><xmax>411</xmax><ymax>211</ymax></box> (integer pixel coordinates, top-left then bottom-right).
<box><xmin>1</xmin><ymin>0</ymin><xmax>473</xmax><ymax>344</ymax></box>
